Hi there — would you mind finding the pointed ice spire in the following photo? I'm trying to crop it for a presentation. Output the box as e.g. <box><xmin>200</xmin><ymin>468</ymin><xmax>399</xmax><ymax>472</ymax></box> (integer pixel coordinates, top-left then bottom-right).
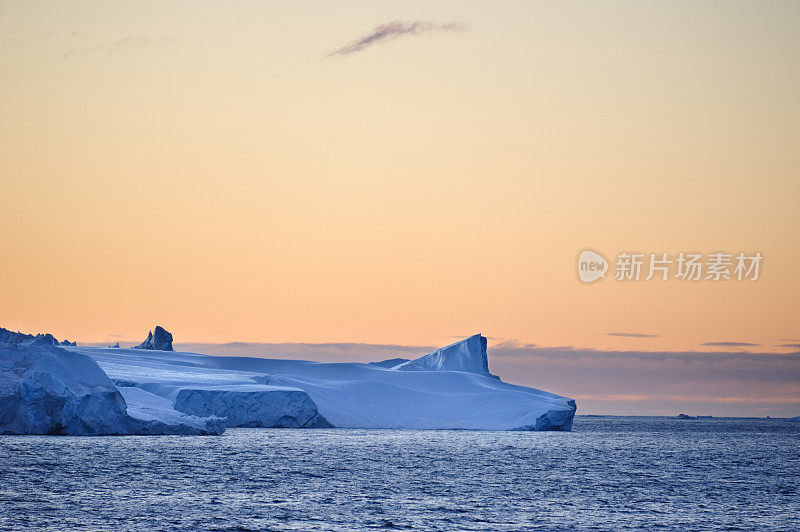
<box><xmin>134</xmin><ymin>326</ymin><xmax>173</xmax><ymax>351</ymax></box>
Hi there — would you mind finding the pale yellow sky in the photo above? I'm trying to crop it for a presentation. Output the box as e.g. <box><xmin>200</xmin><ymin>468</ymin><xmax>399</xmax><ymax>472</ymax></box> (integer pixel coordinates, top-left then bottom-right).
<box><xmin>1</xmin><ymin>1</ymin><xmax>798</xmax><ymax>350</ymax></box>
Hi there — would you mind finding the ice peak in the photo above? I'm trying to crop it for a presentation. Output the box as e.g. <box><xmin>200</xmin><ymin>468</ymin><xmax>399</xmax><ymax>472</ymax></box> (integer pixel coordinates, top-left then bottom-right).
<box><xmin>394</xmin><ymin>334</ymin><xmax>492</xmax><ymax>376</ymax></box>
<box><xmin>135</xmin><ymin>325</ymin><xmax>174</xmax><ymax>351</ymax></box>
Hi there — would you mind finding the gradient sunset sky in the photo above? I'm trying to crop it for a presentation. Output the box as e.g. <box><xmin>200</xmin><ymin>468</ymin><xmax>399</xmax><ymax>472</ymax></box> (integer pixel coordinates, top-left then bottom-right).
<box><xmin>2</xmin><ymin>1</ymin><xmax>799</xmax><ymax>363</ymax></box>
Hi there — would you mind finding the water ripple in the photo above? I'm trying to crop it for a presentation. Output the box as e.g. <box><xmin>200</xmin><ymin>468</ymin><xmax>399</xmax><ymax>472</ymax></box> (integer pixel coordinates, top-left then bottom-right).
<box><xmin>0</xmin><ymin>417</ymin><xmax>798</xmax><ymax>531</ymax></box>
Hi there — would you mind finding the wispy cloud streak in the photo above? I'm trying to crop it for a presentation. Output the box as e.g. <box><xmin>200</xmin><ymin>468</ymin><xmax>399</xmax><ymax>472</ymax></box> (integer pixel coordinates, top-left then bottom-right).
<box><xmin>62</xmin><ymin>35</ymin><xmax>169</xmax><ymax>60</ymax></box>
<box><xmin>701</xmin><ymin>341</ymin><xmax>760</xmax><ymax>347</ymax></box>
<box><xmin>327</xmin><ymin>20</ymin><xmax>468</xmax><ymax>57</ymax></box>
<box><xmin>607</xmin><ymin>332</ymin><xmax>660</xmax><ymax>338</ymax></box>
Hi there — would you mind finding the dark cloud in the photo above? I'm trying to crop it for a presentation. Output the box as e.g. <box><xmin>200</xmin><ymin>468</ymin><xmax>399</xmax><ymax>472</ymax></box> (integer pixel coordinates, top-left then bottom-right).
<box><xmin>607</xmin><ymin>332</ymin><xmax>660</xmax><ymax>338</ymax></box>
<box><xmin>485</xmin><ymin>344</ymin><xmax>800</xmax><ymax>416</ymax></box>
<box><xmin>778</xmin><ymin>344</ymin><xmax>800</xmax><ymax>349</ymax></box>
<box><xmin>327</xmin><ymin>20</ymin><xmax>468</xmax><ymax>58</ymax></box>
<box><xmin>701</xmin><ymin>341</ymin><xmax>760</xmax><ymax>347</ymax></box>
<box><xmin>491</xmin><ymin>340</ymin><xmax>540</xmax><ymax>350</ymax></box>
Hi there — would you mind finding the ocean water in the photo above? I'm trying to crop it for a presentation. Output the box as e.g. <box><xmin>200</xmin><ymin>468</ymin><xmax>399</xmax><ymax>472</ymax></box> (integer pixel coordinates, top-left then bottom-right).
<box><xmin>1</xmin><ymin>417</ymin><xmax>798</xmax><ymax>531</ymax></box>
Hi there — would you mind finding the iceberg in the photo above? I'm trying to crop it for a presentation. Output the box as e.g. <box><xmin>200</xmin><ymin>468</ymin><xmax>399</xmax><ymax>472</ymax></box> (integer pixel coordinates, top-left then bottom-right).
<box><xmin>78</xmin><ymin>333</ymin><xmax>576</xmax><ymax>431</ymax></box>
<box><xmin>2</xmin><ymin>327</ymin><xmax>576</xmax><ymax>434</ymax></box>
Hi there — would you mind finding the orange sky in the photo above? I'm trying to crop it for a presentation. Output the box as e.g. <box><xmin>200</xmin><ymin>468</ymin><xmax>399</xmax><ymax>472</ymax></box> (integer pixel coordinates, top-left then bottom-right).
<box><xmin>1</xmin><ymin>1</ymin><xmax>798</xmax><ymax>351</ymax></box>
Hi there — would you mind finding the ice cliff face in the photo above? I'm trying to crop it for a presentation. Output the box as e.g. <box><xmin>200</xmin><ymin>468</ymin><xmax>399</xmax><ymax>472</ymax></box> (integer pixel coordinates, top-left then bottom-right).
<box><xmin>0</xmin><ymin>342</ymin><xmax>130</xmax><ymax>435</ymax></box>
<box><xmin>135</xmin><ymin>326</ymin><xmax>173</xmax><ymax>351</ymax></box>
<box><xmin>173</xmin><ymin>387</ymin><xmax>332</xmax><ymax>428</ymax></box>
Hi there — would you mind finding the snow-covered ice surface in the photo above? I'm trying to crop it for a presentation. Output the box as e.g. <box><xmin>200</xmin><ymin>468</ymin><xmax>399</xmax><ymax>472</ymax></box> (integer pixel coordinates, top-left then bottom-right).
<box><xmin>73</xmin><ymin>334</ymin><xmax>576</xmax><ymax>431</ymax></box>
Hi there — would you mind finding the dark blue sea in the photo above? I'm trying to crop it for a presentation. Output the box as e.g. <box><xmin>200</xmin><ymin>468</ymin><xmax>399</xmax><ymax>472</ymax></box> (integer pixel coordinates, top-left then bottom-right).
<box><xmin>1</xmin><ymin>416</ymin><xmax>798</xmax><ymax>531</ymax></box>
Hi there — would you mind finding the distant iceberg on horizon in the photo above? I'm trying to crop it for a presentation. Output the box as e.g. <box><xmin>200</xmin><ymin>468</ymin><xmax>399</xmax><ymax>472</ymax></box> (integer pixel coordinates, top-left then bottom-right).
<box><xmin>0</xmin><ymin>326</ymin><xmax>576</xmax><ymax>435</ymax></box>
